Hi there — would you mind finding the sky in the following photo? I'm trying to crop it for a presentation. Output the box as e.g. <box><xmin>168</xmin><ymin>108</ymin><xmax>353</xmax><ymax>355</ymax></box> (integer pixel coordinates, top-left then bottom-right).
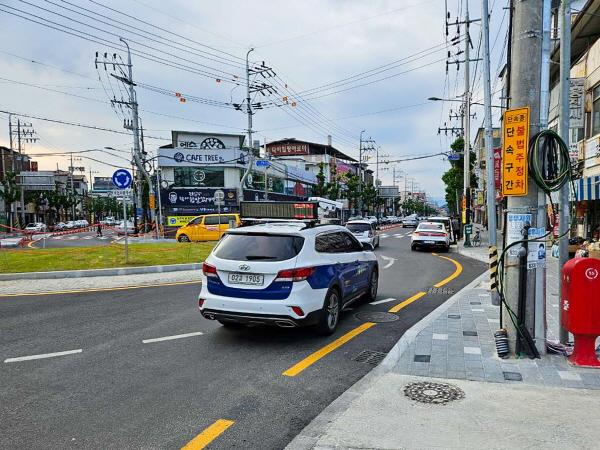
<box><xmin>0</xmin><ymin>0</ymin><xmax>509</xmax><ymax>203</ymax></box>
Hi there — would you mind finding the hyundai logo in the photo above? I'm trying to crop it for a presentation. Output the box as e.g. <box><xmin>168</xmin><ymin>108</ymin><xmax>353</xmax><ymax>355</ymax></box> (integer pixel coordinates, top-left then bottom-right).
<box><xmin>238</xmin><ymin>264</ymin><xmax>251</xmax><ymax>271</ymax></box>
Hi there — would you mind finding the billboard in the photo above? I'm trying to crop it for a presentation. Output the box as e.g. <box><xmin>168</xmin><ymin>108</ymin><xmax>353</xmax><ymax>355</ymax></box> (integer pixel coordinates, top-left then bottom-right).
<box><xmin>172</xmin><ymin>131</ymin><xmax>245</xmax><ymax>150</ymax></box>
<box><xmin>502</xmin><ymin>107</ymin><xmax>529</xmax><ymax>196</ymax></box>
<box><xmin>157</xmin><ymin>147</ymin><xmax>245</xmax><ymax>167</ymax></box>
<box><xmin>161</xmin><ymin>187</ymin><xmax>237</xmax><ymax>208</ymax></box>
<box><xmin>268</xmin><ymin>142</ymin><xmax>309</xmax><ymax>156</ymax></box>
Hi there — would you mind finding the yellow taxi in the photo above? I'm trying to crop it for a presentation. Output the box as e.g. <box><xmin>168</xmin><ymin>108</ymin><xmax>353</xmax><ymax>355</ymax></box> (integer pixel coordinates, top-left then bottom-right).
<box><xmin>176</xmin><ymin>213</ymin><xmax>240</xmax><ymax>242</ymax></box>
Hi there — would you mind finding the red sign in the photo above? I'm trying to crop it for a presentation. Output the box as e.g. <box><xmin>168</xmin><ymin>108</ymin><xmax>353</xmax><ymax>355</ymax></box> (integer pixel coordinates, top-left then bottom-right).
<box><xmin>493</xmin><ymin>147</ymin><xmax>502</xmax><ymax>191</ymax></box>
<box><xmin>268</xmin><ymin>143</ymin><xmax>309</xmax><ymax>156</ymax></box>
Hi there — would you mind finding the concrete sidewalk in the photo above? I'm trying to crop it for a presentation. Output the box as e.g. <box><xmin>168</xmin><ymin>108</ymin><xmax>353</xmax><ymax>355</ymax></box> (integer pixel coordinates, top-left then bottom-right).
<box><xmin>288</xmin><ymin>235</ymin><xmax>600</xmax><ymax>450</ymax></box>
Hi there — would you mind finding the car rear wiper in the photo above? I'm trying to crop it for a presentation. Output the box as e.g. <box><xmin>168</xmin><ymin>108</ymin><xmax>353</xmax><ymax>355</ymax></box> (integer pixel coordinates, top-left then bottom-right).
<box><xmin>245</xmin><ymin>255</ymin><xmax>278</xmax><ymax>260</ymax></box>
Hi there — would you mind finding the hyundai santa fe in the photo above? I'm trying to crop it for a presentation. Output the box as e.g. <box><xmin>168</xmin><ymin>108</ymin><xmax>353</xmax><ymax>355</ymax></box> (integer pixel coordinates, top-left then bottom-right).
<box><xmin>198</xmin><ymin>223</ymin><xmax>379</xmax><ymax>335</ymax></box>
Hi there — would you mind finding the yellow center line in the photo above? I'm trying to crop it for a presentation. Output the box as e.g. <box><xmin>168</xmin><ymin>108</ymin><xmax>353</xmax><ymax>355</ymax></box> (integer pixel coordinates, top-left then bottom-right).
<box><xmin>181</xmin><ymin>419</ymin><xmax>234</xmax><ymax>450</ymax></box>
<box><xmin>282</xmin><ymin>322</ymin><xmax>376</xmax><ymax>377</ymax></box>
<box><xmin>0</xmin><ymin>280</ymin><xmax>201</xmax><ymax>298</ymax></box>
<box><xmin>432</xmin><ymin>254</ymin><xmax>463</xmax><ymax>288</ymax></box>
<box><xmin>387</xmin><ymin>291</ymin><xmax>427</xmax><ymax>313</ymax></box>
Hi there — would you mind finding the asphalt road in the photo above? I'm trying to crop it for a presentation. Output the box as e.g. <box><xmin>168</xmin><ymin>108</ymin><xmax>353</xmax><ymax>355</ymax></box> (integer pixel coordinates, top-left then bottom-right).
<box><xmin>0</xmin><ymin>229</ymin><xmax>485</xmax><ymax>449</ymax></box>
<box><xmin>29</xmin><ymin>229</ymin><xmax>120</xmax><ymax>248</ymax></box>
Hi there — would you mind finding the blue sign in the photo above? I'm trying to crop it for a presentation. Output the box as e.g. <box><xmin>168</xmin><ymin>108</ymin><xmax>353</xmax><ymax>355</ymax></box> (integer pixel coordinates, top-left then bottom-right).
<box><xmin>448</xmin><ymin>153</ymin><xmax>460</xmax><ymax>161</ymax></box>
<box><xmin>256</xmin><ymin>160</ymin><xmax>271</xmax><ymax>167</ymax></box>
<box><xmin>112</xmin><ymin>169</ymin><xmax>132</xmax><ymax>188</ymax></box>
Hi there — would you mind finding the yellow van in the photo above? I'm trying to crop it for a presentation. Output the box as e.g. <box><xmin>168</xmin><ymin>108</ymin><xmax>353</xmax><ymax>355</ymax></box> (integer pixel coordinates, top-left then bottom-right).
<box><xmin>176</xmin><ymin>214</ymin><xmax>240</xmax><ymax>242</ymax></box>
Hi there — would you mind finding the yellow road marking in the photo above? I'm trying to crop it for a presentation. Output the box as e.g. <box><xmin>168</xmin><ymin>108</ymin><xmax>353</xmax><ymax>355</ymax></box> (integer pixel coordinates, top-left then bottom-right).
<box><xmin>283</xmin><ymin>322</ymin><xmax>376</xmax><ymax>377</ymax></box>
<box><xmin>181</xmin><ymin>419</ymin><xmax>234</xmax><ymax>450</ymax></box>
<box><xmin>433</xmin><ymin>254</ymin><xmax>463</xmax><ymax>287</ymax></box>
<box><xmin>0</xmin><ymin>280</ymin><xmax>201</xmax><ymax>298</ymax></box>
<box><xmin>387</xmin><ymin>291</ymin><xmax>427</xmax><ymax>313</ymax></box>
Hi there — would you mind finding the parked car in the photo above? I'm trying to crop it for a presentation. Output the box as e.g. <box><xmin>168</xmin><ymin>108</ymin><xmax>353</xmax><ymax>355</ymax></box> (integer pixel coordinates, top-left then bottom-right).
<box><xmin>24</xmin><ymin>223</ymin><xmax>47</xmax><ymax>232</ymax></box>
<box><xmin>411</xmin><ymin>221</ymin><xmax>450</xmax><ymax>252</ymax></box>
<box><xmin>346</xmin><ymin>220</ymin><xmax>379</xmax><ymax>248</ymax></box>
<box><xmin>176</xmin><ymin>214</ymin><xmax>241</xmax><ymax>242</ymax></box>
<box><xmin>365</xmin><ymin>216</ymin><xmax>378</xmax><ymax>225</ymax></box>
<box><xmin>102</xmin><ymin>217</ymin><xmax>117</xmax><ymax>226</ymax></box>
<box><xmin>74</xmin><ymin>220</ymin><xmax>89</xmax><ymax>228</ymax></box>
<box><xmin>115</xmin><ymin>220</ymin><xmax>136</xmax><ymax>235</ymax></box>
<box><xmin>198</xmin><ymin>223</ymin><xmax>379</xmax><ymax>334</ymax></box>
<box><xmin>426</xmin><ymin>216</ymin><xmax>457</xmax><ymax>244</ymax></box>
<box><xmin>53</xmin><ymin>222</ymin><xmax>66</xmax><ymax>231</ymax></box>
<box><xmin>402</xmin><ymin>215</ymin><xmax>419</xmax><ymax>228</ymax></box>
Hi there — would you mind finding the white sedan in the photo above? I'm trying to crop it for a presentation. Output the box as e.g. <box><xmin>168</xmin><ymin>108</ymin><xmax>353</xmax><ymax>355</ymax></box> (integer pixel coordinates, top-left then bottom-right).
<box><xmin>24</xmin><ymin>223</ymin><xmax>47</xmax><ymax>232</ymax></box>
<box><xmin>411</xmin><ymin>222</ymin><xmax>450</xmax><ymax>252</ymax></box>
<box><xmin>346</xmin><ymin>220</ymin><xmax>380</xmax><ymax>248</ymax></box>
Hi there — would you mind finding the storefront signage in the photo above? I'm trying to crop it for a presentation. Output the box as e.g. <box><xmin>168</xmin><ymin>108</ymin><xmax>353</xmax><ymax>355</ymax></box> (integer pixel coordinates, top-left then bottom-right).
<box><xmin>161</xmin><ymin>188</ymin><xmax>237</xmax><ymax>208</ymax></box>
<box><xmin>493</xmin><ymin>147</ymin><xmax>502</xmax><ymax>191</ymax></box>
<box><xmin>502</xmin><ymin>107</ymin><xmax>529</xmax><ymax>197</ymax></box>
<box><xmin>570</xmin><ymin>78</ymin><xmax>585</xmax><ymax>129</ymax></box>
<box><xmin>173</xmin><ymin>131</ymin><xmax>245</xmax><ymax>150</ymax></box>
<box><xmin>158</xmin><ymin>148</ymin><xmax>245</xmax><ymax>167</ymax></box>
<box><xmin>268</xmin><ymin>143</ymin><xmax>309</xmax><ymax>156</ymax></box>
<box><xmin>584</xmin><ymin>137</ymin><xmax>600</xmax><ymax>169</ymax></box>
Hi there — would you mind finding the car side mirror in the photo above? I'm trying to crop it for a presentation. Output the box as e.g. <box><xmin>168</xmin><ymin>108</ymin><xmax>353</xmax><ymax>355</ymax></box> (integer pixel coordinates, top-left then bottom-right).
<box><xmin>362</xmin><ymin>242</ymin><xmax>375</xmax><ymax>252</ymax></box>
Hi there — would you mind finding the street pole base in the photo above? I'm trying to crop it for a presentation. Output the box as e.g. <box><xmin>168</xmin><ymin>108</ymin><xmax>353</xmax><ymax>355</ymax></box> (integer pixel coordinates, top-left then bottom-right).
<box><xmin>568</xmin><ymin>334</ymin><xmax>600</xmax><ymax>367</ymax></box>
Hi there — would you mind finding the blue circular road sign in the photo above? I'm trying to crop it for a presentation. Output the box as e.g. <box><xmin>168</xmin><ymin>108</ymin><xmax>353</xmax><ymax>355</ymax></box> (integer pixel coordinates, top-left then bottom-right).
<box><xmin>112</xmin><ymin>169</ymin><xmax>133</xmax><ymax>188</ymax></box>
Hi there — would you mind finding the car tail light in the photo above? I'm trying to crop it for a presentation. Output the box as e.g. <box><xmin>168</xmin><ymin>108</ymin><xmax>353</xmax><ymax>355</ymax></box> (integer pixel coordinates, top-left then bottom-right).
<box><xmin>291</xmin><ymin>306</ymin><xmax>305</xmax><ymax>316</ymax></box>
<box><xmin>198</xmin><ymin>298</ymin><xmax>205</xmax><ymax>309</ymax></box>
<box><xmin>202</xmin><ymin>262</ymin><xmax>218</xmax><ymax>278</ymax></box>
<box><xmin>276</xmin><ymin>267</ymin><xmax>315</xmax><ymax>282</ymax></box>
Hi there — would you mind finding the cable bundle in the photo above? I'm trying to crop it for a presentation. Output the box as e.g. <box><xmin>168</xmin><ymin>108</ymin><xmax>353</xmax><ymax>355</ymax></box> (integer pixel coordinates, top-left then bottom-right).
<box><xmin>528</xmin><ymin>129</ymin><xmax>572</xmax><ymax>194</ymax></box>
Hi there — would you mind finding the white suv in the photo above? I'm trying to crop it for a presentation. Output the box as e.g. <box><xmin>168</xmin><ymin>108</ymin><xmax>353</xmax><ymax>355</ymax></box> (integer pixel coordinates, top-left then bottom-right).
<box><xmin>198</xmin><ymin>223</ymin><xmax>379</xmax><ymax>335</ymax></box>
<box><xmin>346</xmin><ymin>220</ymin><xmax>379</xmax><ymax>248</ymax></box>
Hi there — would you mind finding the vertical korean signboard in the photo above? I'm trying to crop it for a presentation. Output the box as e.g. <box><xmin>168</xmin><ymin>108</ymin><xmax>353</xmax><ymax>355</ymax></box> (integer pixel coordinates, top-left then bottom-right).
<box><xmin>502</xmin><ymin>107</ymin><xmax>529</xmax><ymax>196</ymax></box>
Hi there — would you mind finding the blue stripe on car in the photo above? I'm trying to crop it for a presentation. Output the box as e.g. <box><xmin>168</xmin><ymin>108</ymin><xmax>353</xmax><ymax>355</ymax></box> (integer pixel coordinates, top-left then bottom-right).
<box><xmin>207</xmin><ymin>277</ymin><xmax>293</xmax><ymax>300</ymax></box>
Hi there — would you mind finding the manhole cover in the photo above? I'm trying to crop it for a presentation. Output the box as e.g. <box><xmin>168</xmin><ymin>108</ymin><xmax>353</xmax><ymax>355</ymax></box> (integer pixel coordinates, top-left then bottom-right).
<box><xmin>427</xmin><ymin>287</ymin><xmax>455</xmax><ymax>295</ymax></box>
<box><xmin>355</xmin><ymin>312</ymin><xmax>399</xmax><ymax>323</ymax></box>
<box><xmin>403</xmin><ymin>381</ymin><xmax>464</xmax><ymax>404</ymax></box>
<box><xmin>353</xmin><ymin>350</ymin><xmax>387</xmax><ymax>365</ymax></box>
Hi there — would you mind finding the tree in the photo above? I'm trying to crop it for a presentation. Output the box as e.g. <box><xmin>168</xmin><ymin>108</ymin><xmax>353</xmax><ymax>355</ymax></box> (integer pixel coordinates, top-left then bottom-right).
<box><xmin>314</xmin><ymin>162</ymin><xmax>328</xmax><ymax>197</ymax></box>
<box><xmin>441</xmin><ymin>137</ymin><xmax>478</xmax><ymax>215</ymax></box>
<box><xmin>342</xmin><ymin>173</ymin><xmax>361</xmax><ymax>214</ymax></box>
<box><xmin>361</xmin><ymin>184</ymin><xmax>378</xmax><ymax>213</ymax></box>
<box><xmin>0</xmin><ymin>172</ymin><xmax>21</xmax><ymax>228</ymax></box>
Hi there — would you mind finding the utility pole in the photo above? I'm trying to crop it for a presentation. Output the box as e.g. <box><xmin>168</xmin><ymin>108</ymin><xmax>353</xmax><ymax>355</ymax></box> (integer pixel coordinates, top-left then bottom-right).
<box><xmin>96</xmin><ymin>41</ymin><xmax>155</xmax><ymax>228</ymax></box>
<box><xmin>358</xmin><ymin>130</ymin><xmax>365</xmax><ymax>215</ymax></box>
<box><xmin>463</xmin><ymin>1</ymin><xmax>472</xmax><ymax>239</ymax></box>
<box><xmin>504</xmin><ymin>0</ymin><xmax>544</xmax><ymax>354</ymax></box>
<box><xmin>558</xmin><ymin>0</ymin><xmax>571</xmax><ymax>344</ymax></box>
<box><xmin>17</xmin><ymin>119</ymin><xmax>25</xmax><ymax>225</ymax></box>
<box><xmin>481</xmin><ymin>0</ymin><xmax>501</xmax><ymax>307</ymax></box>
<box><xmin>238</xmin><ymin>49</ymin><xmax>276</xmax><ymax>206</ymax></box>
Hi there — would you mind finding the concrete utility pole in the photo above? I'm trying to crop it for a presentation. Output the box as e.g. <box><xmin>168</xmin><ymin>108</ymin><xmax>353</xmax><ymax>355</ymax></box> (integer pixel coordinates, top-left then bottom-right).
<box><xmin>504</xmin><ymin>0</ymin><xmax>544</xmax><ymax>354</ymax></box>
<box><xmin>463</xmin><ymin>0</ymin><xmax>472</xmax><ymax>239</ymax></box>
<box><xmin>481</xmin><ymin>0</ymin><xmax>501</xmax><ymax>307</ymax></box>
<box><xmin>558</xmin><ymin>0</ymin><xmax>571</xmax><ymax>344</ymax></box>
<box><xmin>358</xmin><ymin>130</ymin><xmax>365</xmax><ymax>215</ymax></box>
<box><xmin>17</xmin><ymin>119</ymin><xmax>25</xmax><ymax>225</ymax></box>
<box><xmin>70</xmin><ymin>153</ymin><xmax>76</xmax><ymax>220</ymax></box>
<box><xmin>239</xmin><ymin>48</ymin><xmax>256</xmax><ymax>204</ymax></box>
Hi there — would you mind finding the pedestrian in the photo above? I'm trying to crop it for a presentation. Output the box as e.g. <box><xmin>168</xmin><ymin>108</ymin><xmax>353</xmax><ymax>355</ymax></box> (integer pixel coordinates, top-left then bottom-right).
<box><xmin>451</xmin><ymin>216</ymin><xmax>461</xmax><ymax>240</ymax></box>
<box><xmin>97</xmin><ymin>222</ymin><xmax>103</xmax><ymax>237</ymax></box>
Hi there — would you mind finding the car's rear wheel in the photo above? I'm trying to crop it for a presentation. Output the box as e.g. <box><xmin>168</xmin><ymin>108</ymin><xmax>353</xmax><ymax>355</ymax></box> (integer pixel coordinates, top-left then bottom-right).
<box><xmin>411</xmin><ymin>244</ymin><xmax>417</xmax><ymax>251</ymax></box>
<box><xmin>178</xmin><ymin>234</ymin><xmax>190</xmax><ymax>242</ymax></box>
<box><xmin>316</xmin><ymin>288</ymin><xmax>340</xmax><ymax>335</ymax></box>
<box><xmin>364</xmin><ymin>268</ymin><xmax>379</xmax><ymax>302</ymax></box>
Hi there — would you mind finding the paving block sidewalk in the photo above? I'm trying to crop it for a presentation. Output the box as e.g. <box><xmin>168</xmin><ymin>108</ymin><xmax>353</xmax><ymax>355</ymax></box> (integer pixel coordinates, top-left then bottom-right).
<box><xmin>288</xmin><ymin>231</ymin><xmax>600</xmax><ymax>449</ymax></box>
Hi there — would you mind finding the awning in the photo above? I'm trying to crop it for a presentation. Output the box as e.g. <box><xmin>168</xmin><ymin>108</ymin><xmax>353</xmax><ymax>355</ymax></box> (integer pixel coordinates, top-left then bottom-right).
<box><xmin>574</xmin><ymin>175</ymin><xmax>600</xmax><ymax>201</ymax></box>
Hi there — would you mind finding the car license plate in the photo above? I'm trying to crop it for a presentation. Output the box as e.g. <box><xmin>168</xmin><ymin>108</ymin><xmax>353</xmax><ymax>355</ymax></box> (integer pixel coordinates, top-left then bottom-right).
<box><xmin>424</xmin><ymin>240</ymin><xmax>436</xmax><ymax>244</ymax></box>
<box><xmin>228</xmin><ymin>273</ymin><xmax>264</xmax><ymax>286</ymax></box>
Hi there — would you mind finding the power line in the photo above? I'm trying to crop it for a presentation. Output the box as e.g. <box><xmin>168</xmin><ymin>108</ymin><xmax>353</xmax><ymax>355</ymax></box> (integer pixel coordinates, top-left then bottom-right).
<box><xmin>0</xmin><ymin>109</ymin><xmax>170</xmax><ymax>140</ymax></box>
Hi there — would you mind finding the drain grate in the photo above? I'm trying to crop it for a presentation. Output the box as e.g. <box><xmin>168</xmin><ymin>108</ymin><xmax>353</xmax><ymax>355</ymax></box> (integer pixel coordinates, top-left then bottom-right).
<box><xmin>353</xmin><ymin>350</ymin><xmax>387</xmax><ymax>365</ymax></box>
<box><xmin>427</xmin><ymin>287</ymin><xmax>455</xmax><ymax>295</ymax></box>
<box><xmin>355</xmin><ymin>311</ymin><xmax>399</xmax><ymax>323</ymax></box>
<box><xmin>403</xmin><ymin>381</ymin><xmax>465</xmax><ymax>405</ymax></box>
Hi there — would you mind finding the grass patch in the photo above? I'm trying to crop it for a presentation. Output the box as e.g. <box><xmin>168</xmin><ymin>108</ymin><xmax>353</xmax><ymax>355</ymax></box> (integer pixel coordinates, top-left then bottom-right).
<box><xmin>0</xmin><ymin>242</ymin><xmax>215</xmax><ymax>273</ymax></box>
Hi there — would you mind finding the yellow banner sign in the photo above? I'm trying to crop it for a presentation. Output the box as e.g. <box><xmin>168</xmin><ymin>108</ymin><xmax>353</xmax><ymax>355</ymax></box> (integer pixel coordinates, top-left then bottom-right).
<box><xmin>502</xmin><ymin>107</ymin><xmax>529</xmax><ymax>196</ymax></box>
<box><xmin>166</xmin><ymin>216</ymin><xmax>197</xmax><ymax>227</ymax></box>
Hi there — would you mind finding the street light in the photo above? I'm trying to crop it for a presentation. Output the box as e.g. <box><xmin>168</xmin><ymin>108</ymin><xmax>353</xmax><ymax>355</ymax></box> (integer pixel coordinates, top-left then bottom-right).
<box><xmin>427</xmin><ymin>97</ymin><xmax>503</xmax><ymax>109</ymax></box>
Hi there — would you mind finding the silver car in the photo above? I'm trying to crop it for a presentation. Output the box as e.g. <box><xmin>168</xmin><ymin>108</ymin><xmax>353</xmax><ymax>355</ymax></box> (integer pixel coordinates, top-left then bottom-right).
<box><xmin>346</xmin><ymin>220</ymin><xmax>380</xmax><ymax>248</ymax></box>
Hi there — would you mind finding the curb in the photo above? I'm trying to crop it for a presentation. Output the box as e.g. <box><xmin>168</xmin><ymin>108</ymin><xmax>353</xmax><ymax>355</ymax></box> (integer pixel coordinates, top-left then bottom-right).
<box><xmin>0</xmin><ymin>263</ymin><xmax>202</xmax><ymax>281</ymax></box>
<box><xmin>285</xmin><ymin>270</ymin><xmax>490</xmax><ymax>450</ymax></box>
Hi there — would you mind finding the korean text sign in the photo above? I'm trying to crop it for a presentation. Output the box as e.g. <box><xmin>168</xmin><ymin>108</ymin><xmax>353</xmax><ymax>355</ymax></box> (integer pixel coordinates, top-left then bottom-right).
<box><xmin>502</xmin><ymin>107</ymin><xmax>529</xmax><ymax>196</ymax></box>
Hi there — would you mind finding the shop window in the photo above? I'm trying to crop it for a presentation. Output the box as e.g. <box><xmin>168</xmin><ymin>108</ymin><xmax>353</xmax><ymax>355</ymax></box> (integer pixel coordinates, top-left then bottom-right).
<box><xmin>174</xmin><ymin>167</ymin><xmax>224</xmax><ymax>187</ymax></box>
<box><xmin>593</xmin><ymin>84</ymin><xmax>600</xmax><ymax>137</ymax></box>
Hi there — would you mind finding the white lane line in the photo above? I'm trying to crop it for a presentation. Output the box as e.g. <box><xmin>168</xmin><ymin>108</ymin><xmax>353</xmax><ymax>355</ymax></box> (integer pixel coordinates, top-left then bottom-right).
<box><xmin>393</xmin><ymin>233</ymin><xmax>402</xmax><ymax>237</ymax></box>
<box><xmin>395</xmin><ymin>235</ymin><xmax>404</xmax><ymax>239</ymax></box>
<box><xmin>142</xmin><ymin>331</ymin><xmax>204</xmax><ymax>344</ymax></box>
<box><xmin>370</xmin><ymin>297</ymin><xmax>396</xmax><ymax>305</ymax></box>
<box><xmin>4</xmin><ymin>349</ymin><xmax>82</xmax><ymax>363</ymax></box>
<box><xmin>380</xmin><ymin>234</ymin><xmax>389</xmax><ymax>238</ymax></box>
<box><xmin>379</xmin><ymin>255</ymin><xmax>396</xmax><ymax>269</ymax></box>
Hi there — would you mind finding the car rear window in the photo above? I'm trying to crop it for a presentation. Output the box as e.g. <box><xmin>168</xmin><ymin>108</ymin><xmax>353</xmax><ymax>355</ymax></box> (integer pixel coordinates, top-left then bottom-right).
<box><xmin>213</xmin><ymin>233</ymin><xmax>304</xmax><ymax>261</ymax></box>
<box><xmin>418</xmin><ymin>223</ymin><xmax>444</xmax><ymax>231</ymax></box>
<box><xmin>346</xmin><ymin>223</ymin><xmax>371</xmax><ymax>232</ymax></box>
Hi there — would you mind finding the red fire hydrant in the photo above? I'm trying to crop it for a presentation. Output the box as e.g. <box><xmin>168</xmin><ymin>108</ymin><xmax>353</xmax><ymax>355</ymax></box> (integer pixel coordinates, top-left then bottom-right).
<box><xmin>561</xmin><ymin>258</ymin><xmax>600</xmax><ymax>367</ymax></box>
